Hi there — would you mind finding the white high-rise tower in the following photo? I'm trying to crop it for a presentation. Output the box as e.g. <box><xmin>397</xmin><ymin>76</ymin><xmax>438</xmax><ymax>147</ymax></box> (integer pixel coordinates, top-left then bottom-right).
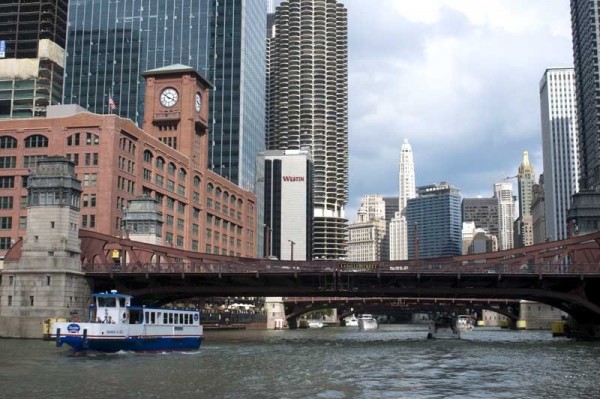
<box><xmin>495</xmin><ymin>182</ymin><xmax>515</xmax><ymax>250</ymax></box>
<box><xmin>390</xmin><ymin>139</ymin><xmax>415</xmax><ymax>260</ymax></box>
<box><xmin>539</xmin><ymin>68</ymin><xmax>579</xmax><ymax>240</ymax></box>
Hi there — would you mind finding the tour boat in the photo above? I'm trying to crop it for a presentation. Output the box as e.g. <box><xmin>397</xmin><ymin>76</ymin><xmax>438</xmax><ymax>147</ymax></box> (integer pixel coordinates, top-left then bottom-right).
<box><xmin>51</xmin><ymin>291</ymin><xmax>203</xmax><ymax>352</ymax></box>
<box><xmin>427</xmin><ymin>316</ymin><xmax>460</xmax><ymax>339</ymax></box>
<box><xmin>358</xmin><ymin>314</ymin><xmax>378</xmax><ymax>331</ymax></box>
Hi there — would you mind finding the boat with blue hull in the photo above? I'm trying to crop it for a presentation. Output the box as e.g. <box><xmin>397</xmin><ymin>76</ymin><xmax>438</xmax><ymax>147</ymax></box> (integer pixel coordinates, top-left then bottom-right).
<box><xmin>51</xmin><ymin>291</ymin><xmax>203</xmax><ymax>353</ymax></box>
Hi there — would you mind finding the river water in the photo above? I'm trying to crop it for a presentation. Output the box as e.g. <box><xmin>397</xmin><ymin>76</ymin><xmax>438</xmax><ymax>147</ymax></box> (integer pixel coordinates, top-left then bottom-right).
<box><xmin>1</xmin><ymin>325</ymin><xmax>600</xmax><ymax>399</ymax></box>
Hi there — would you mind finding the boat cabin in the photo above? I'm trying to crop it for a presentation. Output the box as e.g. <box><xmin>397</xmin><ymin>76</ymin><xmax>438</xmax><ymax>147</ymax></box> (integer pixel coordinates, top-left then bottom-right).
<box><xmin>87</xmin><ymin>291</ymin><xmax>200</xmax><ymax>326</ymax></box>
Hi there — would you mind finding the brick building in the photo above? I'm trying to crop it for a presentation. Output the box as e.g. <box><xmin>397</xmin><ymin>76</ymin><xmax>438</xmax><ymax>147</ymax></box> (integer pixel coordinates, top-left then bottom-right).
<box><xmin>0</xmin><ymin>65</ymin><xmax>256</xmax><ymax>259</ymax></box>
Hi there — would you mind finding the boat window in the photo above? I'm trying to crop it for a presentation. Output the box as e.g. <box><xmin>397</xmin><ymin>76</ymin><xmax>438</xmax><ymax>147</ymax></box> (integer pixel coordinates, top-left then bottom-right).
<box><xmin>98</xmin><ymin>297</ymin><xmax>116</xmax><ymax>307</ymax></box>
<box><xmin>174</xmin><ymin>313</ymin><xmax>178</xmax><ymax>324</ymax></box>
<box><xmin>145</xmin><ymin>311</ymin><xmax>149</xmax><ymax>324</ymax></box>
<box><xmin>150</xmin><ymin>312</ymin><xmax>156</xmax><ymax>324</ymax></box>
<box><xmin>184</xmin><ymin>314</ymin><xmax>188</xmax><ymax>324</ymax></box>
<box><xmin>119</xmin><ymin>298</ymin><xmax>125</xmax><ymax>307</ymax></box>
<box><xmin>163</xmin><ymin>313</ymin><xmax>168</xmax><ymax>324</ymax></box>
<box><xmin>169</xmin><ymin>313</ymin><xmax>173</xmax><ymax>324</ymax></box>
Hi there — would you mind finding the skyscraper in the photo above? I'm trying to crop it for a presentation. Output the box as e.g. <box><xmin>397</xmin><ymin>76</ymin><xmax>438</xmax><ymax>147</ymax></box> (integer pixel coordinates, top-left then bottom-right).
<box><xmin>539</xmin><ymin>68</ymin><xmax>579</xmax><ymax>241</ymax></box>
<box><xmin>260</xmin><ymin>149</ymin><xmax>313</xmax><ymax>261</ymax></box>
<box><xmin>494</xmin><ymin>182</ymin><xmax>515</xmax><ymax>250</ymax></box>
<box><xmin>406</xmin><ymin>182</ymin><xmax>462</xmax><ymax>259</ymax></box>
<box><xmin>267</xmin><ymin>0</ymin><xmax>348</xmax><ymax>259</ymax></box>
<box><xmin>347</xmin><ymin>195</ymin><xmax>386</xmax><ymax>261</ymax></box>
<box><xmin>514</xmin><ymin>151</ymin><xmax>535</xmax><ymax>247</ymax></box>
<box><xmin>462</xmin><ymin>197</ymin><xmax>499</xmax><ymax>240</ymax></box>
<box><xmin>569</xmin><ymin>1</ymin><xmax>600</xmax><ymax>234</ymax></box>
<box><xmin>390</xmin><ymin>139</ymin><xmax>416</xmax><ymax>260</ymax></box>
<box><xmin>0</xmin><ymin>0</ymin><xmax>68</xmax><ymax>118</ymax></box>
<box><xmin>64</xmin><ymin>0</ymin><xmax>266</xmax><ymax>190</ymax></box>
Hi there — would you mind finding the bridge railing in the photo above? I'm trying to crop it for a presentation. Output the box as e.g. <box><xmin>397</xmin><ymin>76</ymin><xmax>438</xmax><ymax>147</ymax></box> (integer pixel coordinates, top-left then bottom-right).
<box><xmin>84</xmin><ymin>261</ymin><xmax>600</xmax><ymax>275</ymax></box>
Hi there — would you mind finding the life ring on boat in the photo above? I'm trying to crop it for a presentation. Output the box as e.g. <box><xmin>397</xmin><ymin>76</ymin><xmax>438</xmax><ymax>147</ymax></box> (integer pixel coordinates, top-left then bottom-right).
<box><xmin>122</xmin><ymin>312</ymin><xmax>128</xmax><ymax>320</ymax></box>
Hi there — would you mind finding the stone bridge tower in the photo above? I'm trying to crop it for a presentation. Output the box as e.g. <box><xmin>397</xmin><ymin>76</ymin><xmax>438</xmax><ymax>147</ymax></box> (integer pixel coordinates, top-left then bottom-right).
<box><xmin>0</xmin><ymin>157</ymin><xmax>91</xmax><ymax>338</ymax></box>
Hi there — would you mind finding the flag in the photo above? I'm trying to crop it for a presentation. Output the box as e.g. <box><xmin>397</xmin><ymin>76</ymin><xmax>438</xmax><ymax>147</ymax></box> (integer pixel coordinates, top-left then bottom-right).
<box><xmin>108</xmin><ymin>93</ymin><xmax>117</xmax><ymax>112</ymax></box>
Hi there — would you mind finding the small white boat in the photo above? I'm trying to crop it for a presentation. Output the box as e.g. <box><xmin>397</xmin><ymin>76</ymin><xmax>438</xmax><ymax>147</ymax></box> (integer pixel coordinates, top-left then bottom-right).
<box><xmin>358</xmin><ymin>314</ymin><xmax>378</xmax><ymax>331</ymax></box>
<box><xmin>308</xmin><ymin>320</ymin><xmax>324</xmax><ymax>328</ymax></box>
<box><xmin>344</xmin><ymin>315</ymin><xmax>359</xmax><ymax>327</ymax></box>
<box><xmin>427</xmin><ymin>316</ymin><xmax>460</xmax><ymax>339</ymax></box>
<box><xmin>456</xmin><ymin>315</ymin><xmax>474</xmax><ymax>332</ymax></box>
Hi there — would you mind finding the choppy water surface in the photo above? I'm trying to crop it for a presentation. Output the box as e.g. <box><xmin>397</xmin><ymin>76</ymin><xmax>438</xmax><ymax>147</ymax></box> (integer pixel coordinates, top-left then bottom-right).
<box><xmin>1</xmin><ymin>325</ymin><xmax>600</xmax><ymax>399</ymax></box>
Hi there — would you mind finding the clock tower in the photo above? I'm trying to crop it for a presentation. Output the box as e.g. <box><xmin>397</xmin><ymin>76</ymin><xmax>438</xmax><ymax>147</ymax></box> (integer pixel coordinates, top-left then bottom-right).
<box><xmin>141</xmin><ymin>64</ymin><xmax>212</xmax><ymax>165</ymax></box>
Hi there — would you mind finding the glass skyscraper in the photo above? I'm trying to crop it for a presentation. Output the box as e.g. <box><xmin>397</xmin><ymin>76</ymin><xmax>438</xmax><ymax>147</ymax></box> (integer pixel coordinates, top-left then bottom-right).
<box><xmin>65</xmin><ymin>0</ymin><xmax>265</xmax><ymax>190</ymax></box>
<box><xmin>406</xmin><ymin>182</ymin><xmax>462</xmax><ymax>259</ymax></box>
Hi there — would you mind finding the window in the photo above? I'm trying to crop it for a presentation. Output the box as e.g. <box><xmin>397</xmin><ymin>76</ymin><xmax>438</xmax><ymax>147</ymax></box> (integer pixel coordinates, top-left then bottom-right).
<box><xmin>8</xmin><ymin>295</ymin><xmax>12</xmax><ymax>306</ymax></box>
<box><xmin>0</xmin><ymin>176</ymin><xmax>15</xmax><ymax>188</ymax></box>
<box><xmin>207</xmin><ymin>183</ymin><xmax>214</xmax><ymax>193</ymax></box>
<box><xmin>67</xmin><ymin>133</ymin><xmax>80</xmax><ymax>146</ymax></box>
<box><xmin>0</xmin><ymin>196</ymin><xmax>13</xmax><ymax>209</ymax></box>
<box><xmin>193</xmin><ymin>176</ymin><xmax>201</xmax><ymax>187</ymax></box>
<box><xmin>0</xmin><ymin>217</ymin><xmax>12</xmax><ymax>229</ymax></box>
<box><xmin>0</xmin><ymin>136</ymin><xmax>17</xmax><ymax>149</ymax></box>
<box><xmin>176</xmin><ymin>235</ymin><xmax>184</xmax><ymax>246</ymax></box>
<box><xmin>143</xmin><ymin>168</ymin><xmax>152</xmax><ymax>181</ymax></box>
<box><xmin>156</xmin><ymin>157</ymin><xmax>165</xmax><ymax>169</ymax></box>
<box><xmin>179</xmin><ymin>168</ymin><xmax>187</xmax><ymax>180</ymax></box>
<box><xmin>19</xmin><ymin>216</ymin><xmax>26</xmax><ymax>229</ymax></box>
<box><xmin>144</xmin><ymin>150</ymin><xmax>154</xmax><ymax>163</ymax></box>
<box><xmin>167</xmin><ymin>179</ymin><xmax>175</xmax><ymax>191</ymax></box>
<box><xmin>0</xmin><ymin>156</ymin><xmax>16</xmax><ymax>168</ymax></box>
<box><xmin>167</xmin><ymin>162</ymin><xmax>176</xmax><ymax>176</ymax></box>
<box><xmin>24</xmin><ymin>135</ymin><xmax>48</xmax><ymax>148</ymax></box>
<box><xmin>0</xmin><ymin>237</ymin><xmax>11</xmax><ymax>249</ymax></box>
<box><xmin>166</xmin><ymin>215</ymin><xmax>174</xmax><ymax>227</ymax></box>
<box><xmin>86</xmin><ymin>132</ymin><xmax>99</xmax><ymax>145</ymax></box>
<box><xmin>177</xmin><ymin>218</ymin><xmax>184</xmax><ymax>230</ymax></box>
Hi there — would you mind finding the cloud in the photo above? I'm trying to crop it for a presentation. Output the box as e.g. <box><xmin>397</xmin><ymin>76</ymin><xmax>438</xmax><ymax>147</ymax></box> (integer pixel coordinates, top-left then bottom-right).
<box><xmin>345</xmin><ymin>0</ymin><xmax>572</xmax><ymax>220</ymax></box>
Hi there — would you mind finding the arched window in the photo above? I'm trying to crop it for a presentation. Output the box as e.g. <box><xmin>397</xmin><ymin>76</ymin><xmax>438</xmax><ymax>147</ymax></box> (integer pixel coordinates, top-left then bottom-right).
<box><xmin>207</xmin><ymin>183</ymin><xmax>214</xmax><ymax>193</ymax></box>
<box><xmin>193</xmin><ymin>176</ymin><xmax>201</xmax><ymax>187</ymax></box>
<box><xmin>178</xmin><ymin>168</ymin><xmax>187</xmax><ymax>180</ymax></box>
<box><xmin>237</xmin><ymin>199</ymin><xmax>243</xmax><ymax>209</ymax></box>
<box><xmin>215</xmin><ymin>187</ymin><xmax>222</xmax><ymax>198</ymax></box>
<box><xmin>223</xmin><ymin>192</ymin><xmax>229</xmax><ymax>202</ymax></box>
<box><xmin>230</xmin><ymin>195</ymin><xmax>236</xmax><ymax>205</ymax></box>
<box><xmin>0</xmin><ymin>136</ymin><xmax>17</xmax><ymax>149</ymax></box>
<box><xmin>156</xmin><ymin>157</ymin><xmax>165</xmax><ymax>169</ymax></box>
<box><xmin>167</xmin><ymin>162</ymin><xmax>176</xmax><ymax>175</ymax></box>
<box><xmin>25</xmin><ymin>134</ymin><xmax>49</xmax><ymax>148</ymax></box>
<box><xmin>143</xmin><ymin>150</ymin><xmax>154</xmax><ymax>163</ymax></box>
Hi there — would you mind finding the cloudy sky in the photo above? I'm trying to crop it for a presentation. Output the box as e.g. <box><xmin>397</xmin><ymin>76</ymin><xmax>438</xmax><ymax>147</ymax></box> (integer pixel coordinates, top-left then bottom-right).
<box><xmin>338</xmin><ymin>0</ymin><xmax>573</xmax><ymax>219</ymax></box>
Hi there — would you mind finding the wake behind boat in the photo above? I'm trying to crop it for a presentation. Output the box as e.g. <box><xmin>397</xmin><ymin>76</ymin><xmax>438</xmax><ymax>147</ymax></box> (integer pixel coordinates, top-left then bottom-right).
<box><xmin>51</xmin><ymin>291</ymin><xmax>203</xmax><ymax>352</ymax></box>
<box><xmin>358</xmin><ymin>314</ymin><xmax>378</xmax><ymax>331</ymax></box>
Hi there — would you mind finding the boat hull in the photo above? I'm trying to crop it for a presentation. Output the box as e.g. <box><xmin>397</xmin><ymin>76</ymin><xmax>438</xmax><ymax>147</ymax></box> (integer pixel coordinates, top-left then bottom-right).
<box><xmin>51</xmin><ymin>322</ymin><xmax>203</xmax><ymax>353</ymax></box>
<box><xmin>57</xmin><ymin>335</ymin><xmax>202</xmax><ymax>352</ymax></box>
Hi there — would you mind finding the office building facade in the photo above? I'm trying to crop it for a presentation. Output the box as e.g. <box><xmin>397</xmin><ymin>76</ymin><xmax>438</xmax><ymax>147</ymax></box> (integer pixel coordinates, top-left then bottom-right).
<box><xmin>461</xmin><ymin>197</ymin><xmax>499</xmax><ymax>240</ymax></box>
<box><xmin>406</xmin><ymin>182</ymin><xmax>462</xmax><ymax>259</ymax></box>
<box><xmin>267</xmin><ymin>0</ymin><xmax>348</xmax><ymax>259</ymax></box>
<box><xmin>569</xmin><ymin>1</ymin><xmax>600</xmax><ymax>234</ymax></box>
<box><xmin>495</xmin><ymin>182</ymin><xmax>515</xmax><ymax>250</ymax></box>
<box><xmin>0</xmin><ymin>66</ymin><xmax>257</xmax><ymax>258</ymax></box>
<box><xmin>261</xmin><ymin>149</ymin><xmax>313</xmax><ymax>261</ymax></box>
<box><xmin>391</xmin><ymin>139</ymin><xmax>415</xmax><ymax>261</ymax></box>
<box><xmin>539</xmin><ymin>68</ymin><xmax>579</xmax><ymax>240</ymax></box>
<box><xmin>0</xmin><ymin>0</ymin><xmax>68</xmax><ymax>118</ymax></box>
<box><xmin>514</xmin><ymin>151</ymin><xmax>535</xmax><ymax>247</ymax></box>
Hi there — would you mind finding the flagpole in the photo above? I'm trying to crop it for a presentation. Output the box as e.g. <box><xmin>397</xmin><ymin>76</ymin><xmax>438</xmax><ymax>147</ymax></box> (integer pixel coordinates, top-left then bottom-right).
<box><xmin>108</xmin><ymin>91</ymin><xmax>112</xmax><ymax>115</ymax></box>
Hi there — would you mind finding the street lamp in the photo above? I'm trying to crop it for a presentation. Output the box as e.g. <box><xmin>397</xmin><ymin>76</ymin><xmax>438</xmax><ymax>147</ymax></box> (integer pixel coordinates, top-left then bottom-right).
<box><xmin>288</xmin><ymin>240</ymin><xmax>296</xmax><ymax>261</ymax></box>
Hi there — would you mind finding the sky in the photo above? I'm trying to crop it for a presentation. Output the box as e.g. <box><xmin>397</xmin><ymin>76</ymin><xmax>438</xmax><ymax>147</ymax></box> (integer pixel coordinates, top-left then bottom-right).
<box><xmin>274</xmin><ymin>0</ymin><xmax>574</xmax><ymax>220</ymax></box>
<box><xmin>346</xmin><ymin>0</ymin><xmax>573</xmax><ymax>219</ymax></box>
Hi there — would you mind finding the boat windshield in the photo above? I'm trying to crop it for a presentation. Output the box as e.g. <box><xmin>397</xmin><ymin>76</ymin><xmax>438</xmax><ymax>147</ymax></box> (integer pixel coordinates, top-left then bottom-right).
<box><xmin>97</xmin><ymin>297</ymin><xmax>126</xmax><ymax>307</ymax></box>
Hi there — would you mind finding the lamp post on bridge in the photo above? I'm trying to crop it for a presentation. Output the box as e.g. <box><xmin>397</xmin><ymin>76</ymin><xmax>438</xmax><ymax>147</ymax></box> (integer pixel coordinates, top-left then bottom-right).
<box><xmin>288</xmin><ymin>240</ymin><xmax>296</xmax><ymax>261</ymax></box>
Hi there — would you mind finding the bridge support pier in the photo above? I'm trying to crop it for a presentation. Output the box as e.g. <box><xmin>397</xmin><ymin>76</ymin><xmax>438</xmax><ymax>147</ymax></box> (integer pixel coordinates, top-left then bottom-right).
<box><xmin>566</xmin><ymin>319</ymin><xmax>600</xmax><ymax>340</ymax></box>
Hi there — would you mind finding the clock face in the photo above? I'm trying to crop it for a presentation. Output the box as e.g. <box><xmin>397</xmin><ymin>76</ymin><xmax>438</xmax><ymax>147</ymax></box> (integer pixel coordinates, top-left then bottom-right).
<box><xmin>195</xmin><ymin>93</ymin><xmax>202</xmax><ymax>112</ymax></box>
<box><xmin>160</xmin><ymin>88</ymin><xmax>178</xmax><ymax>108</ymax></box>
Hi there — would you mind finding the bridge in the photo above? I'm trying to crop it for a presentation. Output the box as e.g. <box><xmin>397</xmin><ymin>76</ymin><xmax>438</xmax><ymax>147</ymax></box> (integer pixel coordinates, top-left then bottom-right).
<box><xmin>6</xmin><ymin>229</ymin><xmax>600</xmax><ymax>336</ymax></box>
